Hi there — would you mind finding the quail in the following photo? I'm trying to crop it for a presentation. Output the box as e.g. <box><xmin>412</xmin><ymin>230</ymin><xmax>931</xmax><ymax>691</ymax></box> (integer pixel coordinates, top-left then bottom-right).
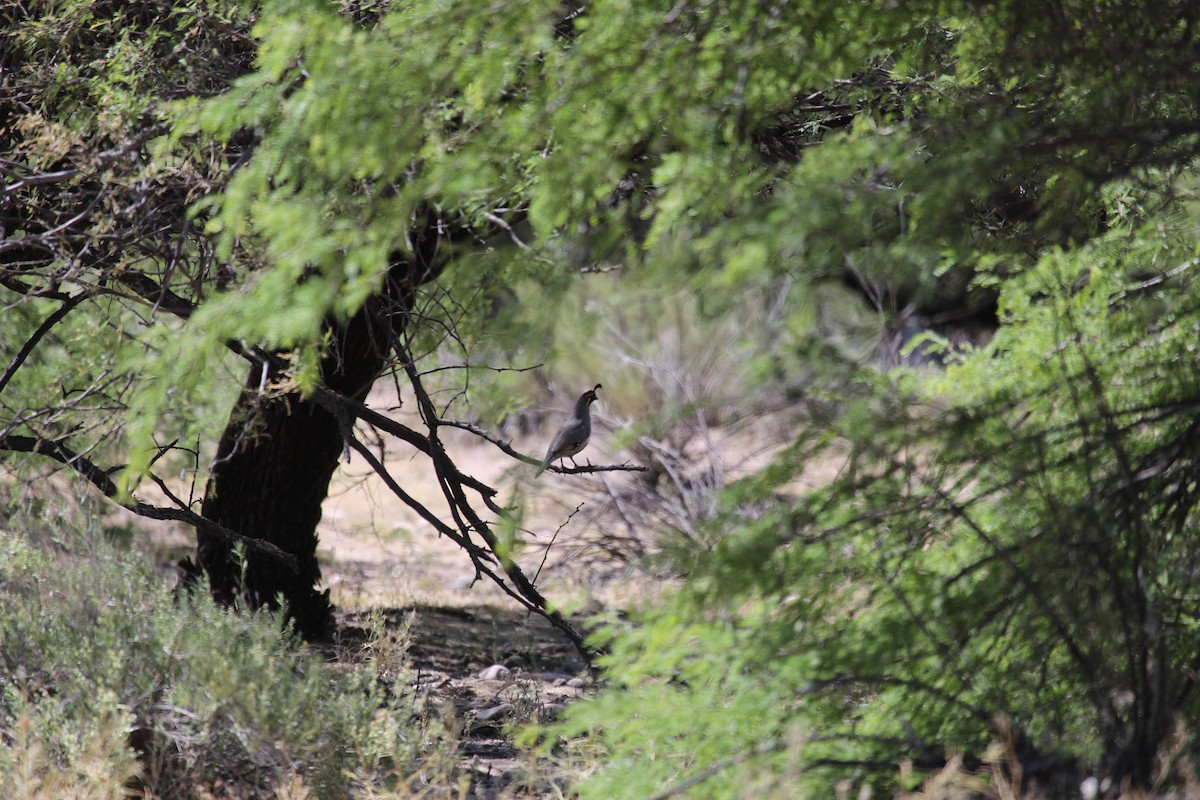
<box><xmin>535</xmin><ymin>384</ymin><xmax>602</xmax><ymax>477</ymax></box>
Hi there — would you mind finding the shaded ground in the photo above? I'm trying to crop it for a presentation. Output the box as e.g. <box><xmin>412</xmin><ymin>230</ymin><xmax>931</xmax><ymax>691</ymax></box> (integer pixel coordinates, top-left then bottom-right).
<box><xmin>348</xmin><ymin>605</ymin><xmax>589</xmax><ymax>676</ymax></box>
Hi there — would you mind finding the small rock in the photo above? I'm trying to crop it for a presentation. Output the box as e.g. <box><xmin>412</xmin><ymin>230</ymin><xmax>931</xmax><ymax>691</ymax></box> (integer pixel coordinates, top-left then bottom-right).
<box><xmin>566</xmin><ymin>677</ymin><xmax>587</xmax><ymax>689</ymax></box>
<box><xmin>477</xmin><ymin>664</ymin><xmax>511</xmax><ymax>680</ymax></box>
<box><xmin>1080</xmin><ymin>777</ymin><xmax>1099</xmax><ymax>800</ymax></box>
<box><xmin>474</xmin><ymin>703</ymin><xmax>515</xmax><ymax>722</ymax></box>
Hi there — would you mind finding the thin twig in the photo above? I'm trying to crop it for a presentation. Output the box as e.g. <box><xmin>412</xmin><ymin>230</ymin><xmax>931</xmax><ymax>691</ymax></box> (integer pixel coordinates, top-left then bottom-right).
<box><xmin>534</xmin><ymin>503</ymin><xmax>583</xmax><ymax>584</ymax></box>
<box><xmin>0</xmin><ymin>294</ymin><xmax>83</xmax><ymax>395</ymax></box>
<box><xmin>0</xmin><ymin>434</ymin><xmax>299</xmax><ymax>572</ymax></box>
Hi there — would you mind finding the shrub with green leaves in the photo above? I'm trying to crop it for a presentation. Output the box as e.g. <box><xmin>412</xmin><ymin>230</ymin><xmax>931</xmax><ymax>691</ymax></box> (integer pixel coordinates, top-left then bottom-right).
<box><xmin>552</xmin><ymin>214</ymin><xmax>1200</xmax><ymax>797</ymax></box>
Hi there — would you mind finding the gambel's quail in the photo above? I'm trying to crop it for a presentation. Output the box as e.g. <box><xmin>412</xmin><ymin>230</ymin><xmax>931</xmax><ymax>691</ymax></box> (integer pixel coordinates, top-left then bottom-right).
<box><xmin>535</xmin><ymin>384</ymin><xmax>602</xmax><ymax>477</ymax></box>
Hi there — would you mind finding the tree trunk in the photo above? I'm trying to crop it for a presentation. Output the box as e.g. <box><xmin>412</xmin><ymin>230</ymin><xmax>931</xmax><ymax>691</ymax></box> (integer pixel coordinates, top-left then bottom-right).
<box><xmin>197</xmin><ymin>240</ymin><xmax>440</xmax><ymax>639</ymax></box>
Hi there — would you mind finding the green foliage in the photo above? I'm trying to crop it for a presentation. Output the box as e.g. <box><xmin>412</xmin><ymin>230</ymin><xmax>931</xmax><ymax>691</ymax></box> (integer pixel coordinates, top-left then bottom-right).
<box><xmin>517</xmin><ymin>1</ymin><xmax>1200</xmax><ymax>794</ymax></box>
<box><xmin>11</xmin><ymin>0</ymin><xmax>251</xmax><ymax>121</ymax></box>
<box><xmin>156</xmin><ymin>0</ymin><xmax>943</xmax><ymax>377</ymax></box>
<box><xmin>552</xmin><ymin>209</ymin><xmax>1200</xmax><ymax>796</ymax></box>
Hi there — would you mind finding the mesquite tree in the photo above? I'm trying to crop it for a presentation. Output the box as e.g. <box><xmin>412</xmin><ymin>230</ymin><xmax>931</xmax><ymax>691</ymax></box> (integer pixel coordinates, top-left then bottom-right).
<box><xmin>0</xmin><ymin>0</ymin><xmax>634</xmax><ymax>647</ymax></box>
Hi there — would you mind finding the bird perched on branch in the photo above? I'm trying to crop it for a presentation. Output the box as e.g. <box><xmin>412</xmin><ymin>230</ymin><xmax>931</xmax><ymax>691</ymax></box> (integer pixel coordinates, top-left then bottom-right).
<box><xmin>535</xmin><ymin>384</ymin><xmax>601</xmax><ymax>477</ymax></box>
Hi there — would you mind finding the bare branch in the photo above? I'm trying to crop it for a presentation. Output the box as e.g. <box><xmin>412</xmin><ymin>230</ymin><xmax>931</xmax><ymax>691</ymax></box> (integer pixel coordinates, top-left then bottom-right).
<box><xmin>0</xmin><ymin>434</ymin><xmax>299</xmax><ymax>573</ymax></box>
<box><xmin>437</xmin><ymin>416</ymin><xmax>646</xmax><ymax>474</ymax></box>
<box><xmin>0</xmin><ymin>294</ymin><xmax>84</xmax><ymax>395</ymax></box>
<box><xmin>394</xmin><ymin>338</ymin><xmax>596</xmax><ymax>660</ymax></box>
<box><xmin>345</xmin><ymin>432</ymin><xmax>494</xmax><ymax>563</ymax></box>
<box><xmin>112</xmin><ymin>271</ymin><xmax>198</xmax><ymax>318</ymax></box>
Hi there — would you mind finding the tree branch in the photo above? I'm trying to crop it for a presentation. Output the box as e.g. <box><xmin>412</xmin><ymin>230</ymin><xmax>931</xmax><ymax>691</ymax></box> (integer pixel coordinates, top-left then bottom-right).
<box><xmin>395</xmin><ymin>339</ymin><xmax>596</xmax><ymax>661</ymax></box>
<box><xmin>345</xmin><ymin>432</ymin><xmax>494</xmax><ymax>563</ymax></box>
<box><xmin>0</xmin><ymin>294</ymin><xmax>83</xmax><ymax>395</ymax></box>
<box><xmin>436</xmin><ymin>417</ymin><xmax>646</xmax><ymax>475</ymax></box>
<box><xmin>0</xmin><ymin>434</ymin><xmax>298</xmax><ymax>573</ymax></box>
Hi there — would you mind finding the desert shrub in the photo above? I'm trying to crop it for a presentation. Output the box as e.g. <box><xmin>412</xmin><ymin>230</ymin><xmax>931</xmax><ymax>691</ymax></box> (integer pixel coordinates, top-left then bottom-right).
<box><xmin>0</xmin><ymin>525</ymin><xmax>423</xmax><ymax>799</ymax></box>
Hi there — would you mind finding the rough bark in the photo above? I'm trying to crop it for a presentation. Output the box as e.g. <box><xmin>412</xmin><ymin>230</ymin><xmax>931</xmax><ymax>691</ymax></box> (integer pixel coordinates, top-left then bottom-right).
<box><xmin>197</xmin><ymin>237</ymin><xmax>441</xmax><ymax>639</ymax></box>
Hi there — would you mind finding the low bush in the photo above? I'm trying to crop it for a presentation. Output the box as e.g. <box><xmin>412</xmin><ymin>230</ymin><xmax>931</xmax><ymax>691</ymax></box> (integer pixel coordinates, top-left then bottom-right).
<box><xmin>0</xmin><ymin>524</ymin><xmax>427</xmax><ymax>799</ymax></box>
